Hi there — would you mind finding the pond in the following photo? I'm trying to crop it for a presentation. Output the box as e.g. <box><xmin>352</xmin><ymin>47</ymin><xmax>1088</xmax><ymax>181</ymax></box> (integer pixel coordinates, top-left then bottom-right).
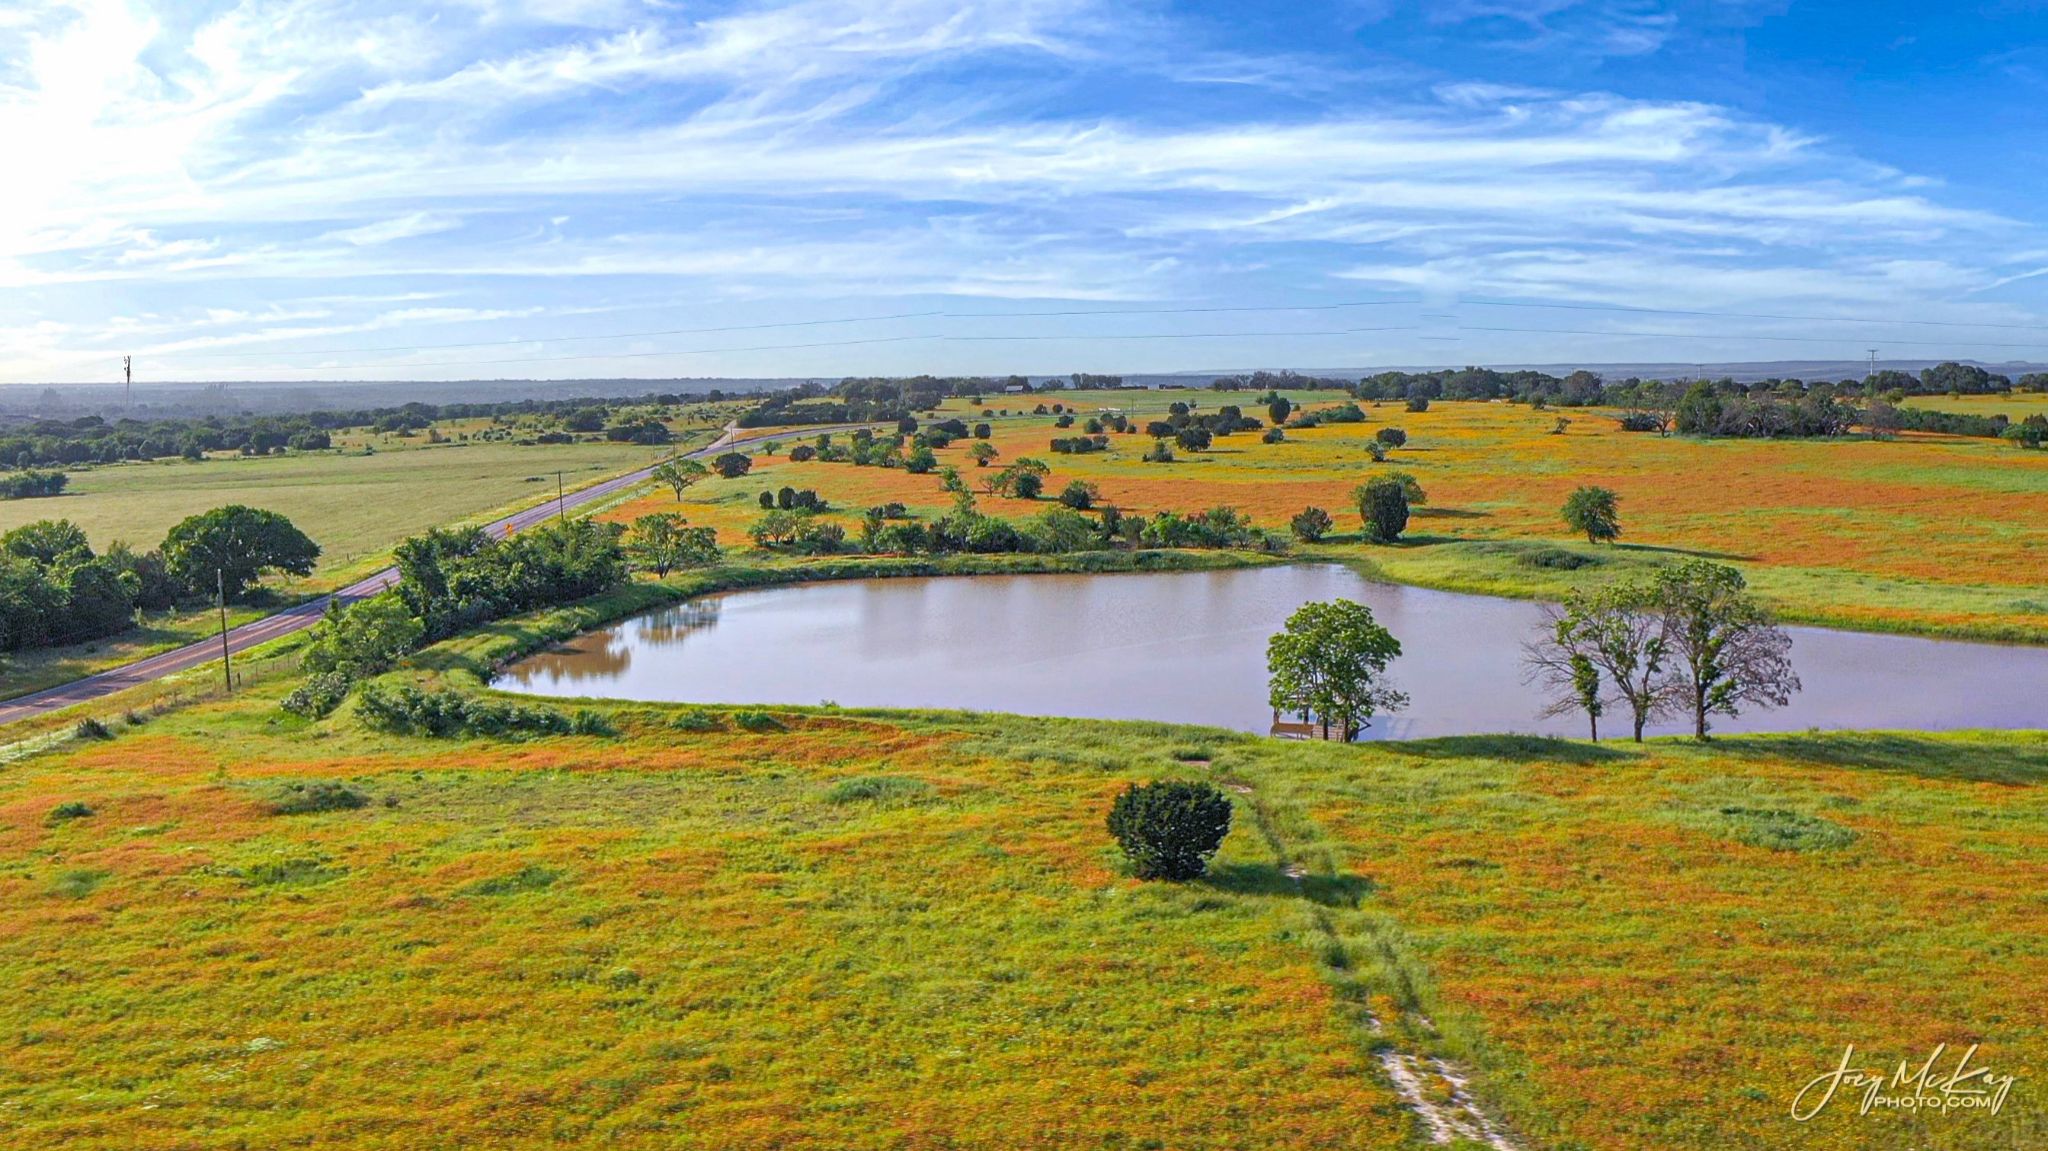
<box><xmin>497</xmin><ymin>566</ymin><xmax>2048</xmax><ymax>739</ymax></box>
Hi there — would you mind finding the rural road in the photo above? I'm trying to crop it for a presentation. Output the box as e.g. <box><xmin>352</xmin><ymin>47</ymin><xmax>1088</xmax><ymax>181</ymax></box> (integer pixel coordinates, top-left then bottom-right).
<box><xmin>0</xmin><ymin>423</ymin><xmax>836</xmax><ymax>726</ymax></box>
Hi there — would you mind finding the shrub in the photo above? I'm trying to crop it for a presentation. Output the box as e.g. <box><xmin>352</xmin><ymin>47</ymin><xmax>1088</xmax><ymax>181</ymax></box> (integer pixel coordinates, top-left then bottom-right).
<box><xmin>1058</xmin><ymin>480</ymin><xmax>1098</xmax><ymax>510</ymax></box>
<box><xmin>1516</xmin><ymin>546</ymin><xmax>1602</xmax><ymax>571</ymax></box>
<box><xmin>271</xmin><ymin>781</ymin><xmax>369</xmax><ymax>815</ymax></box>
<box><xmin>1405</xmin><ymin>396</ymin><xmax>1431</xmax><ymax>412</ymax></box>
<box><xmin>1353</xmin><ymin>477</ymin><xmax>1410</xmax><ymax>543</ymax></box>
<box><xmin>671</xmin><ymin>709</ymin><xmax>720</xmax><ymax>732</ymax></box>
<box><xmin>1106</xmin><ymin>780</ymin><xmax>1233</xmax><ymax>880</ymax></box>
<box><xmin>732</xmin><ymin>709</ymin><xmax>785</xmax><ymax>732</ymax></box>
<box><xmin>355</xmin><ymin>685</ymin><xmax>573</xmax><ymax>738</ymax></box>
<box><xmin>569</xmin><ymin>709</ymin><xmax>614</xmax><ymax>736</ymax></box>
<box><xmin>823</xmin><ymin>776</ymin><xmax>934</xmax><ymax>805</ymax></box>
<box><xmin>1142</xmin><ymin>440</ymin><xmax>1176</xmax><ymax>463</ymax></box>
<box><xmin>1290</xmin><ymin>506</ymin><xmax>1333</xmax><ymax>542</ymax></box>
<box><xmin>1374</xmin><ymin>427</ymin><xmax>1407</xmax><ymax>447</ymax></box>
<box><xmin>281</xmin><ymin>671</ymin><xmax>353</xmax><ymax>719</ymax></box>
<box><xmin>1261</xmin><ymin>427</ymin><xmax>1285</xmax><ymax>444</ymax></box>
<box><xmin>47</xmin><ymin>801</ymin><xmax>94</xmax><ymax>823</ymax></box>
<box><xmin>73</xmin><ymin>717</ymin><xmax>111</xmax><ymax>740</ymax></box>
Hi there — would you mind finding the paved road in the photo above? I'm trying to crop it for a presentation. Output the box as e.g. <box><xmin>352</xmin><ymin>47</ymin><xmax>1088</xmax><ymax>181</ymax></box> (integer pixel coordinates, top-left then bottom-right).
<box><xmin>0</xmin><ymin>423</ymin><xmax>829</xmax><ymax>726</ymax></box>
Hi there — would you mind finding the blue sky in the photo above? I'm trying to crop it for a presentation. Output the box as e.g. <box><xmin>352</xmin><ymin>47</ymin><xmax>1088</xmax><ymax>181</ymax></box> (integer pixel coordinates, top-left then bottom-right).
<box><xmin>5</xmin><ymin>0</ymin><xmax>2048</xmax><ymax>383</ymax></box>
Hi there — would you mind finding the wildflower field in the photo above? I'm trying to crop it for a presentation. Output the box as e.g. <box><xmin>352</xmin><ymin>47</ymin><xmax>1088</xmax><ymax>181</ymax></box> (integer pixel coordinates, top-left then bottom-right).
<box><xmin>2</xmin><ymin>656</ymin><xmax>2041</xmax><ymax>1150</ymax></box>
<box><xmin>607</xmin><ymin>391</ymin><xmax>2048</xmax><ymax>641</ymax></box>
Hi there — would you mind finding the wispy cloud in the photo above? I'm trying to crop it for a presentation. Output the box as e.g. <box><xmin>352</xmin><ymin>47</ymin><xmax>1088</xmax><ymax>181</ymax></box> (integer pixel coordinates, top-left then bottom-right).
<box><xmin>1</xmin><ymin>0</ymin><xmax>2041</xmax><ymax>382</ymax></box>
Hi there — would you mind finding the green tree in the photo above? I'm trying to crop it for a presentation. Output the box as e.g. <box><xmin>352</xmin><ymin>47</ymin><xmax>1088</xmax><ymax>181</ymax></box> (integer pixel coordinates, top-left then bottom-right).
<box><xmin>162</xmin><ymin>506</ymin><xmax>320</xmax><ymax>601</ymax></box>
<box><xmin>1352</xmin><ymin>477</ymin><xmax>1410</xmax><ymax>543</ymax></box>
<box><xmin>1561</xmin><ymin>485</ymin><xmax>1622</xmax><ymax>543</ymax></box>
<box><xmin>1374</xmin><ymin>427</ymin><xmax>1407</xmax><ymax>447</ymax></box>
<box><xmin>1289</xmin><ymin>506</ymin><xmax>1332</xmax><ymax>542</ymax></box>
<box><xmin>1267</xmin><ymin>396</ymin><xmax>1292</xmax><ymax>424</ymax></box>
<box><xmin>968</xmin><ymin>441</ymin><xmax>1000</xmax><ymax>467</ymax></box>
<box><xmin>1384</xmin><ymin>471</ymin><xmax>1427</xmax><ymax>506</ymax></box>
<box><xmin>1653</xmin><ymin>560</ymin><xmax>1800</xmax><ymax>740</ymax></box>
<box><xmin>710</xmin><ymin>452</ymin><xmax>752</xmax><ymax>480</ymax></box>
<box><xmin>627</xmin><ymin>513</ymin><xmax>719</xmax><ymax>577</ymax></box>
<box><xmin>1675</xmin><ymin>382</ymin><xmax>1723</xmax><ymax>434</ymax></box>
<box><xmin>1</xmin><ymin>519</ymin><xmax>90</xmax><ymax>566</ymax></box>
<box><xmin>1011</xmin><ymin>471</ymin><xmax>1044</xmax><ymax>499</ymax></box>
<box><xmin>1058</xmin><ymin>480</ymin><xmax>1098</xmax><ymax>510</ymax></box>
<box><xmin>651</xmin><ymin>458</ymin><xmax>709</xmax><ymax>502</ymax></box>
<box><xmin>303</xmin><ymin>594</ymin><xmax>425</xmax><ymax>680</ymax></box>
<box><xmin>1266</xmin><ymin>599</ymin><xmax>1407</xmax><ymax>740</ymax></box>
<box><xmin>1526</xmin><ymin>584</ymin><xmax>1669</xmax><ymax>742</ymax></box>
<box><xmin>1106</xmin><ymin>780</ymin><xmax>1233</xmax><ymax>880</ymax></box>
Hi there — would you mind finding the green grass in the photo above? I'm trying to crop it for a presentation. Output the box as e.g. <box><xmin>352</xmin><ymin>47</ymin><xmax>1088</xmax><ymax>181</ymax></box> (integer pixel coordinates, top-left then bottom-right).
<box><xmin>0</xmin><ymin>439</ymin><xmax>677</xmax><ymax>584</ymax></box>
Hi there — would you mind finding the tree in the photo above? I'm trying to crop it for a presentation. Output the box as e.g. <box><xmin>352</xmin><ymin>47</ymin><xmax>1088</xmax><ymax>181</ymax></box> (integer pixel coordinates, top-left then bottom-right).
<box><xmin>2</xmin><ymin>519</ymin><xmax>90</xmax><ymax>566</ymax></box>
<box><xmin>1374</xmin><ymin>427</ymin><xmax>1407</xmax><ymax>447</ymax></box>
<box><xmin>1106</xmin><ymin>780</ymin><xmax>1233</xmax><ymax>880</ymax></box>
<box><xmin>1058</xmin><ymin>480</ymin><xmax>1098</xmax><ymax>510</ymax></box>
<box><xmin>1267</xmin><ymin>396</ymin><xmax>1292</xmax><ymax>425</ymax></box>
<box><xmin>1385</xmin><ymin>471</ymin><xmax>1427</xmax><ymax>506</ymax></box>
<box><xmin>1353</xmin><ymin>477</ymin><xmax>1409</xmax><ymax>543</ymax></box>
<box><xmin>1561</xmin><ymin>485</ymin><xmax>1621</xmax><ymax>543</ymax></box>
<box><xmin>1011</xmin><ymin>471</ymin><xmax>1044</xmax><ymax>499</ymax></box>
<box><xmin>1174</xmin><ymin>426</ymin><xmax>1213</xmax><ymax>452</ymax></box>
<box><xmin>905</xmin><ymin>445</ymin><xmax>938</xmax><ymax>474</ymax></box>
<box><xmin>627</xmin><ymin>513</ymin><xmax>720</xmax><ymax>577</ymax></box>
<box><xmin>1289</xmin><ymin>506</ymin><xmax>1332</xmax><ymax>542</ymax></box>
<box><xmin>1525</xmin><ymin>584</ymin><xmax>1669</xmax><ymax>742</ymax></box>
<box><xmin>651</xmin><ymin>458</ymin><xmax>709</xmax><ymax>501</ymax></box>
<box><xmin>1266</xmin><ymin>599</ymin><xmax>1407</xmax><ymax>741</ymax></box>
<box><xmin>968</xmin><ymin>441</ymin><xmax>1000</xmax><ymax>467</ymax></box>
<box><xmin>162</xmin><ymin>505</ymin><xmax>320</xmax><ymax>601</ymax></box>
<box><xmin>1675</xmin><ymin>382</ymin><xmax>1723</xmax><ymax>434</ymax></box>
<box><xmin>711</xmin><ymin>452</ymin><xmax>752</xmax><ymax>479</ymax></box>
<box><xmin>1653</xmin><ymin>560</ymin><xmax>1800</xmax><ymax>740</ymax></box>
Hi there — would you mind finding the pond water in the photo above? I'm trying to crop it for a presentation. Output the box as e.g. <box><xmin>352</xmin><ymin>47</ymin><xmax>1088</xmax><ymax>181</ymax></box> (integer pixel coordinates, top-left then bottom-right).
<box><xmin>497</xmin><ymin>566</ymin><xmax>2048</xmax><ymax>739</ymax></box>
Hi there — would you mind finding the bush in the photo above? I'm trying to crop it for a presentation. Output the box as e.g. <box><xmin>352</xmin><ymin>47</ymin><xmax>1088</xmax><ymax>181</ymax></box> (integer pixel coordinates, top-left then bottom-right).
<box><xmin>1289</xmin><ymin>506</ymin><xmax>1333</xmax><ymax>542</ymax></box>
<box><xmin>1353</xmin><ymin>476</ymin><xmax>1410</xmax><ymax>543</ymax></box>
<box><xmin>47</xmin><ymin>801</ymin><xmax>94</xmax><ymax>823</ymax></box>
<box><xmin>1405</xmin><ymin>396</ymin><xmax>1431</xmax><ymax>412</ymax></box>
<box><xmin>1106</xmin><ymin>780</ymin><xmax>1233</xmax><ymax>880</ymax></box>
<box><xmin>822</xmin><ymin>776</ymin><xmax>934</xmax><ymax>805</ymax></box>
<box><xmin>271</xmin><ymin>781</ymin><xmax>369</xmax><ymax>815</ymax></box>
<box><xmin>1516</xmin><ymin>546</ymin><xmax>1602</xmax><ymax>571</ymax></box>
<box><xmin>732</xmin><ymin>709</ymin><xmax>785</xmax><ymax>732</ymax></box>
<box><xmin>73</xmin><ymin>717</ymin><xmax>111</xmax><ymax>740</ymax></box>
<box><xmin>281</xmin><ymin>671</ymin><xmax>353</xmax><ymax>718</ymax></box>
<box><xmin>1374</xmin><ymin>427</ymin><xmax>1407</xmax><ymax>447</ymax></box>
<box><xmin>355</xmin><ymin>685</ymin><xmax>573</xmax><ymax>738</ymax></box>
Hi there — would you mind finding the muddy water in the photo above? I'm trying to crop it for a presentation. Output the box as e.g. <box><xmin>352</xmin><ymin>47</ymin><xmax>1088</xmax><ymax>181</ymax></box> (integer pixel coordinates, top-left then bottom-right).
<box><xmin>497</xmin><ymin>566</ymin><xmax>2048</xmax><ymax>739</ymax></box>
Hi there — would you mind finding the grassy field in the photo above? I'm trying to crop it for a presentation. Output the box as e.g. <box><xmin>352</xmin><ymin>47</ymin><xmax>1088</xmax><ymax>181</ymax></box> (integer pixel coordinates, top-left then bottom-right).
<box><xmin>602</xmin><ymin>391</ymin><xmax>2048</xmax><ymax>642</ymax></box>
<box><xmin>1902</xmin><ymin>392</ymin><xmax>2048</xmax><ymax>420</ymax></box>
<box><xmin>0</xmin><ymin>413</ymin><xmax>734</xmax><ymax>702</ymax></box>
<box><xmin>0</xmin><ymin>597</ymin><xmax>2039</xmax><ymax>1151</ymax></box>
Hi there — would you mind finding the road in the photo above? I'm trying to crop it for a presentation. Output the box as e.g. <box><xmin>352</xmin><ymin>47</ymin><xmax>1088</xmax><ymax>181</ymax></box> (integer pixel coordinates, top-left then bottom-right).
<box><xmin>0</xmin><ymin>423</ymin><xmax>825</xmax><ymax>726</ymax></box>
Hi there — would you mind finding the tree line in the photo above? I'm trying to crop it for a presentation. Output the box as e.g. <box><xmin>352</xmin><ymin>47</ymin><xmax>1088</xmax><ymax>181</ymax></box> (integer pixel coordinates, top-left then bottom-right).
<box><xmin>0</xmin><ymin>506</ymin><xmax>318</xmax><ymax>653</ymax></box>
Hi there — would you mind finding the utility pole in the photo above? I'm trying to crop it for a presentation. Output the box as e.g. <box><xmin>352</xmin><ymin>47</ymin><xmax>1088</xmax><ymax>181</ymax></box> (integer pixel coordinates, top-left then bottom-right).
<box><xmin>216</xmin><ymin>568</ymin><xmax>232</xmax><ymax>693</ymax></box>
<box><xmin>1868</xmin><ymin>349</ymin><xmax>1879</xmax><ymax>379</ymax></box>
<box><xmin>123</xmin><ymin>356</ymin><xmax>132</xmax><ymax>408</ymax></box>
<box><xmin>556</xmin><ymin>471</ymin><xmax>566</xmax><ymax>520</ymax></box>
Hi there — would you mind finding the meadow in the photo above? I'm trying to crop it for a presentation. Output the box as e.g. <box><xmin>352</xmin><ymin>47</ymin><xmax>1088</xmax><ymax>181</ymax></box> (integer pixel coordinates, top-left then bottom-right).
<box><xmin>0</xmin><ymin>412</ymin><xmax>730</xmax><ymax>700</ymax></box>
<box><xmin>604</xmin><ymin>390</ymin><xmax>2048</xmax><ymax>642</ymax></box>
<box><xmin>0</xmin><ymin>607</ymin><xmax>2039</xmax><ymax>1151</ymax></box>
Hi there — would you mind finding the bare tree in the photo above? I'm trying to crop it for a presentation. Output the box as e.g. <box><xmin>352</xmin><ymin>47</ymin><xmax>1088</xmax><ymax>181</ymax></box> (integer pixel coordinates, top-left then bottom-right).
<box><xmin>1653</xmin><ymin>560</ymin><xmax>1800</xmax><ymax>740</ymax></box>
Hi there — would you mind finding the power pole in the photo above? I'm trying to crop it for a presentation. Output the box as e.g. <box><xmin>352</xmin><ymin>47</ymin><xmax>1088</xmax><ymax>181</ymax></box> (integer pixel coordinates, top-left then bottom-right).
<box><xmin>1867</xmin><ymin>349</ymin><xmax>1879</xmax><ymax>379</ymax></box>
<box><xmin>556</xmin><ymin>471</ymin><xmax>566</xmax><ymax>520</ymax></box>
<box><xmin>123</xmin><ymin>356</ymin><xmax>132</xmax><ymax>408</ymax></box>
<box><xmin>216</xmin><ymin>568</ymin><xmax>232</xmax><ymax>692</ymax></box>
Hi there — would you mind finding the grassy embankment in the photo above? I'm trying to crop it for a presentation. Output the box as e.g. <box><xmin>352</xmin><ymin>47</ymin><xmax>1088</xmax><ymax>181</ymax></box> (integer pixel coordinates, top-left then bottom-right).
<box><xmin>602</xmin><ymin>390</ymin><xmax>2048</xmax><ymax>643</ymax></box>
<box><xmin>0</xmin><ymin>572</ymin><xmax>2041</xmax><ymax>1150</ymax></box>
<box><xmin>0</xmin><ymin>418</ymin><xmax>731</xmax><ymax>701</ymax></box>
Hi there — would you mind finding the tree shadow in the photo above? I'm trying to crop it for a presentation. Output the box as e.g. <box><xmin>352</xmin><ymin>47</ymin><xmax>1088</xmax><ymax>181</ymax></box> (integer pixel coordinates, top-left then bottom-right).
<box><xmin>1703</xmin><ymin>733</ymin><xmax>2048</xmax><ymax>786</ymax></box>
<box><xmin>1411</xmin><ymin>507</ymin><xmax>1489</xmax><ymax>519</ymax></box>
<box><xmin>1203</xmin><ymin>861</ymin><xmax>1377</xmax><ymax>907</ymax></box>
<box><xmin>1612</xmin><ymin>542</ymin><xmax>1758</xmax><ymax>563</ymax></box>
<box><xmin>1382</xmin><ymin>733</ymin><xmax>1641</xmax><ymax>765</ymax></box>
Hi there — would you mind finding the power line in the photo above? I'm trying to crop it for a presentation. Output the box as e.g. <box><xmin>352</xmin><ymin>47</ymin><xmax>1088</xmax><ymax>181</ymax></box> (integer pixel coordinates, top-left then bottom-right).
<box><xmin>1460</xmin><ymin>297</ymin><xmax>2048</xmax><ymax>333</ymax></box>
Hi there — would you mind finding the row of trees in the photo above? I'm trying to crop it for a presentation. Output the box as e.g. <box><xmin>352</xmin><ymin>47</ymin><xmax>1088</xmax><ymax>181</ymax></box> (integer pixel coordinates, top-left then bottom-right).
<box><xmin>1263</xmin><ymin>563</ymin><xmax>1800</xmax><ymax>745</ymax></box>
<box><xmin>0</xmin><ymin>506</ymin><xmax>317</xmax><ymax>653</ymax></box>
<box><xmin>1523</xmin><ymin>561</ymin><xmax>1800</xmax><ymax>740</ymax></box>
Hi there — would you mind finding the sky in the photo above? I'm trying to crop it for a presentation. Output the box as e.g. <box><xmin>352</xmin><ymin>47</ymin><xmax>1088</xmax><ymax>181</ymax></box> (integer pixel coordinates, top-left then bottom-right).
<box><xmin>5</xmin><ymin>0</ymin><xmax>2048</xmax><ymax>384</ymax></box>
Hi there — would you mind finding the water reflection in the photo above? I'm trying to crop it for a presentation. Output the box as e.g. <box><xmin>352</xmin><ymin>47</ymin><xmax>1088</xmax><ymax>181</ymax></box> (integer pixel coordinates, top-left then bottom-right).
<box><xmin>496</xmin><ymin>567</ymin><xmax>2048</xmax><ymax>739</ymax></box>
